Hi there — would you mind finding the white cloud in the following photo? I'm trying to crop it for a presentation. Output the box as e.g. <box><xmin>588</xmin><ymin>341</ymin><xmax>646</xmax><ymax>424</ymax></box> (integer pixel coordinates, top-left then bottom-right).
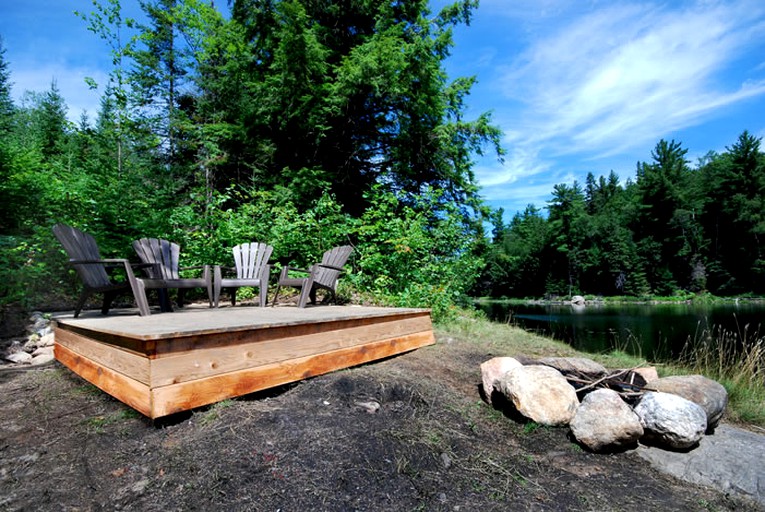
<box><xmin>473</xmin><ymin>0</ymin><xmax>765</xmax><ymax>215</ymax></box>
<box><xmin>11</xmin><ymin>64</ymin><xmax>108</xmax><ymax>122</ymax></box>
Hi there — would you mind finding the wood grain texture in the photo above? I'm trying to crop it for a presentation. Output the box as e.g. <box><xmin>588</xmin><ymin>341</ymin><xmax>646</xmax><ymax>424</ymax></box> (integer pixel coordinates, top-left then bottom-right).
<box><xmin>55</xmin><ymin>342</ymin><xmax>152</xmax><ymax>417</ymax></box>
<box><xmin>55</xmin><ymin>328</ymin><xmax>150</xmax><ymax>384</ymax></box>
<box><xmin>149</xmin><ymin>315</ymin><xmax>432</xmax><ymax>387</ymax></box>
<box><xmin>150</xmin><ymin>331</ymin><xmax>435</xmax><ymax>418</ymax></box>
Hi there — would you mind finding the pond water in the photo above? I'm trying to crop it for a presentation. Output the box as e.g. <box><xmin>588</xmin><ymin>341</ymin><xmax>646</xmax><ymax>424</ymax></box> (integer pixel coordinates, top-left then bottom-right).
<box><xmin>475</xmin><ymin>300</ymin><xmax>765</xmax><ymax>360</ymax></box>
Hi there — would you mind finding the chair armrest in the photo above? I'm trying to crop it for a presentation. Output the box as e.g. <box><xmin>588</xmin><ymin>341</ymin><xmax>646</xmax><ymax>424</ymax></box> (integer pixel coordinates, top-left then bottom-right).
<box><xmin>68</xmin><ymin>258</ymin><xmax>129</xmax><ymax>265</ymax></box>
<box><xmin>316</xmin><ymin>263</ymin><xmax>345</xmax><ymax>273</ymax></box>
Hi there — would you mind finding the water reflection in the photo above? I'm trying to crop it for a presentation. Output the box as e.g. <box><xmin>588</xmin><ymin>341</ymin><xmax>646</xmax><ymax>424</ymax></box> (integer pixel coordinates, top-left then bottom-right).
<box><xmin>476</xmin><ymin>301</ymin><xmax>765</xmax><ymax>360</ymax></box>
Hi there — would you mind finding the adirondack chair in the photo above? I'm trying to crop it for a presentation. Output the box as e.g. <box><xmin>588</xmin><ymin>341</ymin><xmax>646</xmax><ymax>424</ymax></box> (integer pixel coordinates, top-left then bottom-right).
<box><xmin>132</xmin><ymin>238</ymin><xmax>213</xmax><ymax>310</ymax></box>
<box><xmin>52</xmin><ymin>224</ymin><xmax>152</xmax><ymax>317</ymax></box>
<box><xmin>272</xmin><ymin>245</ymin><xmax>353</xmax><ymax>308</ymax></box>
<box><xmin>214</xmin><ymin>242</ymin><xmax>273</xmax><ymax>307</ymax></box>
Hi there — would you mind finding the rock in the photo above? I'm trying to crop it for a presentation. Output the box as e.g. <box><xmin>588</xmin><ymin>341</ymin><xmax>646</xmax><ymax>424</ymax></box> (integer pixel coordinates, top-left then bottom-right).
<box><xmin>480</xmin><ymin>357</ymin><xmax>522</xmax><ymax>404</ymax></box>
<box><xmin>38</xmin><ymin>333</ymin><xmax>55</xmax><ymax>348</ymax></box>
<box><xmin>31</xmin><ymin>351</ymin><xmax>55</xmax><ymax>366</ymax></box>
<box><xmin>644</xmin><ymin>375</ymin><xmax>728</xmax><ymax>432</ymax></box>
<box><xmin>538</xmin><ymin>357</ymin><xmax>607</xmax><ymax>380</ymax></box>
<box><xmin>6</xmin><ymin>351</ymin><xmax>32</xmax><ymax>364</ymax></box>
<box><xmin>497</xmin><ymin>365</ymin><xmax>579</xmax><ymax>426</ymax></box>
<box><xmin>31</xmin><ymin>346</ymin><xmax>53</xmax><ymax>357</ymax></box>
<box><xmin>355</xmin><ymin>401</ymin><xmax>381</xmax><ymax>414</ymax></box>
<box><xmin>5</xmin><ymin>340</ymin><xmax>23</xmax><ymax>355</ymax></box>
<box><xmin>571</xmin><ymin>295</ymin><xmax>585</xmax><ymax>305</ymax></box>
<box><xmin>634</xmin><ymin>392</ymin><xmax>707</xmax><ymax>450</ymax></box>
<box><xmin>636</xmin><ymin>424</ymin><xmax>765</xmax><ymax>506</ymax></box>
<box><xmin>570</xmin><ymin>389</ymin><xmax>643</xmax><ymax>452</ymax></box>
<box><xmin>632</xmin><ymin>367</ymin><xmax>659</xmax><ymax>383</ymax></box>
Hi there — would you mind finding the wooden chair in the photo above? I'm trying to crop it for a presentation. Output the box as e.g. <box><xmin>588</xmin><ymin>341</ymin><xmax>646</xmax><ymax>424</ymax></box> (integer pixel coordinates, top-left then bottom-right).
<box><xmin>52</xmin><ymin>224</ymin><xmax>152</xmax><ymax>317</ymax></box>
<box><xmin>272</xmin><ymin>245</ymin><xmax>353</xmax><ymax>308</ymax></box>
<box><xmin>214</xmin><ymin>242</ymin><xmax>274</xmax><ymax>307</ymax></box>
<box><xmin>132</xmin><ymin>238</ymin><xmax>213</xmax><ymax>310</ymax></box>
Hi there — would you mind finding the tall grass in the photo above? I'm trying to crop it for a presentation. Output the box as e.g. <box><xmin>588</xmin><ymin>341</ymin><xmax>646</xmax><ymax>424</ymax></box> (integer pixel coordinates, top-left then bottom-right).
<box><xmin>677</xmin><ymin>319</ymin><xmax>765</xmax><ymax>426</ymax></box>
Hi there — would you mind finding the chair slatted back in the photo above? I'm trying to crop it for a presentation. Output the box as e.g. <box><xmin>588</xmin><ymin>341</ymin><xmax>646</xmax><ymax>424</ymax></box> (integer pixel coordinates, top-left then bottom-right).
<box><xmin>314</xmin><ymin>245</ymin><xmax>353</xmax><ymax>288</ymax></box>
<box><xmin>52</xmin><ymin>224</ymin><xmax>112</xmax><ymax>289</ymax></box>
<box><xmin>232</xmin><ymin>243</ymin><xmax>273</xmax><ymax>279</ymax></box>
<box><xmin>133</xmin><ymin>238</ymin><xmax>181</xmax><ymax>280</ymax></box>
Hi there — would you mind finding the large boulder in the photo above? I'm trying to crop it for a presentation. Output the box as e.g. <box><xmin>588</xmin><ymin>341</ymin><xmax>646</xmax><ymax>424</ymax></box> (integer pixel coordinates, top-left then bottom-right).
<box><xmin>644</xmin><ymin>375</ymin><xmax>727</xmax><ymax>432</ymax></box>
<box><xmin>570</xmin><ymin>389</ymin><xmax>643</xmax><ymax>452</ymax></box>
<box><xmin>497</xmin><ymin>365</ymin><xmax>579</xmax><ymax>426</ymax></box>
<box><xmin>480</xmin><ymin>357</ymin><xmax>523</xmax><ymax>405</ymax></box>
<box><xmin>634</xmin><ymin>392</ymin><xmax>707</xmax><ymax>450</ymax></box>
<box><xmin>538</xmin><ymin>357</ymin><xmax>607</xmax><ymax>380</ymax></box>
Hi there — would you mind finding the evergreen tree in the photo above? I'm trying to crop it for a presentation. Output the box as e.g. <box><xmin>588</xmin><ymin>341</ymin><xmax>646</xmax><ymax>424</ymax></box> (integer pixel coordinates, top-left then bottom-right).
<box><xmin>0</xmin><ymin>37</ymin><xmax>14</xmax><ymax>132</ymax></box>
<box><xmin>230</xmin><ymin>0</ymin><xmax>502</xmax><ymax>217</ymax></box>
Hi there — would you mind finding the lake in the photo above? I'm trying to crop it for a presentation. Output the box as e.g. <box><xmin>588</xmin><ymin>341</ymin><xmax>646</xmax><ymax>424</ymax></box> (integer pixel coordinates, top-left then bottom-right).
<box><xmin>475</xmin><ymin>300</ymin><xmax>765</xmax><ymax>360</ymax></box>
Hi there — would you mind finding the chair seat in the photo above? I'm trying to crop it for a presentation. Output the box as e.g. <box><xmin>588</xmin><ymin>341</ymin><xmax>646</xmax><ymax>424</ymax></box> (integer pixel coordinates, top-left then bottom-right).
<box><xmin>272</xmin><ymin>246</ymin><xmax>352</xmax><ymax>308</ymax></box>
<box><xmin>141</xmin><ymin>278</ymin><xmax>210</xmax><ymax>290</ymax></box>
<box><xmin>218</xmin><ymin>277</ymin><xmax>266</xmax><ymax>288</ymax></box>
<box><xmin>214</xmin><ymin>243</ymin><xmax>274</xmax><ymax>308</ymax></box>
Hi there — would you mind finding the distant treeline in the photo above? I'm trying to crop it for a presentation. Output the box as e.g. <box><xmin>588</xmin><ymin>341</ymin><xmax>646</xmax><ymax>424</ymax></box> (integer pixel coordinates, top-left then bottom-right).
<box><xmin>481</xmin><ymin>133</ymin><xmax>765</xmax><ymax>298</ymax></box>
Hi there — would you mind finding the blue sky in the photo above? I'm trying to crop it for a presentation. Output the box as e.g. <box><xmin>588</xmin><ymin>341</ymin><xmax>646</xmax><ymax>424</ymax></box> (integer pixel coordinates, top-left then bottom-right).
<box><xmin>2</xmin><ymin>0</ymin><xmax>765</xmax><ymax>219</ymax></box>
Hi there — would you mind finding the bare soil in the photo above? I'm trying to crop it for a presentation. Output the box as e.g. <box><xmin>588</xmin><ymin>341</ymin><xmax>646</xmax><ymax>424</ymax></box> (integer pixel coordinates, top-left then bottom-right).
<box><xmin>1</xmin><ymin>327</ymin><xmax>761</xmax><ymax>511</ymax></box>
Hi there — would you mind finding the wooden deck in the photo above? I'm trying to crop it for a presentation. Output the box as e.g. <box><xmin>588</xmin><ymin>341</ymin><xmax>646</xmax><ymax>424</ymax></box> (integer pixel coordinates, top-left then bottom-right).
<box><xmin>52</xmin><ymin>305</ymin><xmax>435</xmax><ymax>419</ymax></box>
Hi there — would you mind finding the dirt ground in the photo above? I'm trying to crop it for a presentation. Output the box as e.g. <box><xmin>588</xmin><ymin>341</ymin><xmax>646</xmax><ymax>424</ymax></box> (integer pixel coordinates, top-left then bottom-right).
<box><xmin>1</xmin><ymin>325</ymin><xmax>762</xmax><ymax>512</ymax></box>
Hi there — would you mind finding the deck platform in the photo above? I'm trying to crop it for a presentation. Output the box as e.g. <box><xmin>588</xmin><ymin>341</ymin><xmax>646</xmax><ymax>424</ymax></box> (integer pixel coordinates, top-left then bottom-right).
<box><xmin>52</xmin><ymin>305</ymin><xmax>435</xmax><ymax>418</ymax></box>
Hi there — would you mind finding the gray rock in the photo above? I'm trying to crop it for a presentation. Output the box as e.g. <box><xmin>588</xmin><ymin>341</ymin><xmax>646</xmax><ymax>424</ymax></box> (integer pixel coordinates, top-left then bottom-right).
<box><xmin>645</xmin><ymin>374</ymin><xmax>728</xmax><ymax>431</ymax></box>
<box><xmin>480</xmin><ymin>357</ymin><xmax>522</xmax><ymax>404</ymax></box>
<box><xmin>538</xmin><ymin>356</ymin><xmax>607</xmax><ymax>379</ymax></box>
<box><xmin>636</xmin><ymin>424</ymin><xmax>765</xmax><ymax>507</ymax></box>
<box><xmin>38</xmin><ymin>333</ymin><xmax>55</xmax><ymax>348</ymax></box>
<box><xmin>31</xmin><ymin>351</ymin><xmax>55</xmax><ymax>366</ymax></box>
<box><xmin>634</xmin><ymin>391</ymin><xmax>707</xmax><ymax>450</ymax></box>
<box><xmin>6</xmin><ymin>351</ymin><xmax>32</xmax><ymax>364</ymax></box>
<box><xmin>571</xmin><ymin>295</ymin><xmax>585</xmax><ymax>305</ymax></box>
<box><xmin>498</xmin><ymin>365</ymin><xmax>579</xmax><ymax>426</ymax></box>
<box><xmin>570</xmin><ymin>389</ymin><xmax>643</xmax><ymax>452</ymax></box>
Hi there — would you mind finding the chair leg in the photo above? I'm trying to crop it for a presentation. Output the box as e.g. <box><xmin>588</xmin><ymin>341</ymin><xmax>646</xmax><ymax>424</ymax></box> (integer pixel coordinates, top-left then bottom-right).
<box><xmin>259</xmin><ymin>284</ymin><xmax>267</xmax><ymax>307</ymax></box>
<box><xmin>157</xmin><ymin>289</ymin><xmax>173</xmax><ymax>312</ymax></box>
<box><xmin>74</xmin><ymin>290</ymin><xmax>91</xmax><ymax>318</ymax></box>
<box><xmin>297</xmin><ymin>284</ymin><xmax>312</xmax><ymax>308</ymax></box>
<box><xmin>177</xmin><ymin>289</ymin><xmax>186</xmax><ymax>308</ymax></box>
<box><xmin>101</xmin><ymin>291</ymin><xmax>119</xmax><ymax>315</ymax></box>
<box><xmin>231</xmin><ymin>289</ymin><xmax>237</xmax><ymax>307</ymax></box>
<box><xmin>213</xmin><ymin>266</ymin><xmax>222</xmax><ymax>308</ymax></box>
<box><xmin>271</xmin><ymin>285</ymin><xmax>281</xmax><ymax>307</ymax></box>
<box><xmin>132</xmin><ymin>280</ymin><xmax>151</xmax><ymax>317</ymax></box>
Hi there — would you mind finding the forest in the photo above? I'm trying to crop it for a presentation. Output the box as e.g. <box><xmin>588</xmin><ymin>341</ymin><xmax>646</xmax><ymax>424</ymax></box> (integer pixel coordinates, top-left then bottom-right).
<box><xmin>1</xmin><ymin>0</ymin><xmax>764</xmax><ymax>322</ymax></box>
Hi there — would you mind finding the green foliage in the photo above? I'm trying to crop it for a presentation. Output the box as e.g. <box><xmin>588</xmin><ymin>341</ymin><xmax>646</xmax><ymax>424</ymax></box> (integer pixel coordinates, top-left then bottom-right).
<box><xmin>353</xmin><ymin>186</ymin><xmax>484</xmax><ymax>321</ymax></box>
<box><xmin>485</xmin><ymin>133</ymin><xmax>765</xmax><ymax>300</ymax></box>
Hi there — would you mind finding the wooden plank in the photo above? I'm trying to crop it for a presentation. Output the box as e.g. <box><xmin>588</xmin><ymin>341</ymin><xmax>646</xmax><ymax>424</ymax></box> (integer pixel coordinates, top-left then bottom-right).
<box><xmin>55</xmin><ymin>323</ymin><xmax>158</xmax><ymax>356</ymax></box>
<box><xmin>55</xmin><ymin>328</ymin><xmax>151</xmax><ymax>385</ymax></box>
<box><xmin>149</xmin><ymin>314</ymin><xmax>433</xmax><ymax>387</ymax></box>
<box><xmin>54</xmin><ymin>342</ymin><xmax>153</xmax><ymax>417</ymax></box>
<box><xmin>150</xmin><ymin>331</ymin><xmax>435</xmax><ymax>418</ymax></box>
<box><xmin>151</xmin><ymin>311</ymin><xmax>432</xmax><ymax>357</ymax></box>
